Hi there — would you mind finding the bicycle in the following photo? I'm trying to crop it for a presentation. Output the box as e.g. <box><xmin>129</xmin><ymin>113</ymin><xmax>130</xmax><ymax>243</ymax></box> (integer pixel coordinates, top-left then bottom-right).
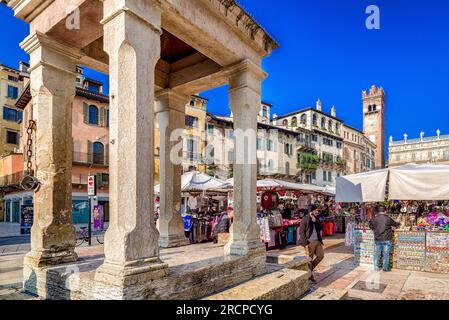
<box><xmin>75</xmin><ymin>227</ymin><xmax>105</xmax><ymax>246</ymax></box>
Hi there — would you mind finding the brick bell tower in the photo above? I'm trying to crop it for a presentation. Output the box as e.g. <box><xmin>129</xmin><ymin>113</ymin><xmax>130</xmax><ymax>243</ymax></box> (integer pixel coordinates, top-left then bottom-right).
<box><xmin>363</xmin><ymin>85</ymin><xmax>386</xmax><ymax>169</ymax></box>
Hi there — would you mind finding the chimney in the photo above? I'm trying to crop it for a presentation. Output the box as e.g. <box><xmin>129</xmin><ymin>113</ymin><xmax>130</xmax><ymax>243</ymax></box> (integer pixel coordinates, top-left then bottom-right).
<box><xmin>18</xmin><ymin>61</ymin><xmax>29</xmax><ymax>74</ymax></box>
<box><xmin>437</xmin><ymin>129</ymin><xmax>441</xmax><ymax>140</ymax></box>
<box><xmin>389</xmin><ymin>136</ymin><xmax>393</xmax><ymax>146</ymax></box>
<box><xmin>316</xmin><ymin>99</ymin><xmax>322</xmax><ymax>111</ymax></box>
<box><xmin>331</xmin><ymin>105</ymin><xmax>336</xmax><ymax>117</ymax></box>
<box><xmin>404</xmin><ymin>133</ymin><xmax>408</xmax><ymax>144</ymax></box>
<box><xmin>420</xmin><ymin>131</ymin><xmax>425</xmax><ymax>142</ymax></box>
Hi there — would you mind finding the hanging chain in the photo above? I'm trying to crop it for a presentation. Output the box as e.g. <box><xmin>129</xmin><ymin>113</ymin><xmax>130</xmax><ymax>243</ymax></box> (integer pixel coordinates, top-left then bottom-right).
<box><xmin>25</xmin><ymin>120</ymin><xmax>35</xmax><ymax>175</ymax></box>
<box><xmin>20</xmin><ymin>120</ymin><xmax>40</xmax><ymax>191</ymax></box>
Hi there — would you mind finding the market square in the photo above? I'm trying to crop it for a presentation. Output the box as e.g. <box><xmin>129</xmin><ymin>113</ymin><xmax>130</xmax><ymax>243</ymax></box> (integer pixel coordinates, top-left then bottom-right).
<box><xmin>0</xmin><ymin>0</ymin><xmax>449</xmax><ymax>304</ymax></box>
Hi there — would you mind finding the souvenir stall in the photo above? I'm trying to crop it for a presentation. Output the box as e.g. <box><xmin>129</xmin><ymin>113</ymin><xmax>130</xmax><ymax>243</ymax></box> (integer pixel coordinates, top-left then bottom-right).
<box><xmin>336</xmin><ymin>164</ymin><xmax>449</xmax><ymax>274</ymax></box>
<box><xmin>154</xmin><ymin>171</ymin><xmax>229</xmax><ymax>244</ymax></box>
<box><xmin>254</xmin><ymin>179</ymin><xmax>336</xmax><ymax>250</ymax></box>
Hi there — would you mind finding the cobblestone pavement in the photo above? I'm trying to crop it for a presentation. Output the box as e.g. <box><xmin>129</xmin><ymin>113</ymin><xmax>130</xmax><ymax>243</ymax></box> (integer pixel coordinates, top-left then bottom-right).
<box><xmin>2</xmin><ymin>234</ymin><xmax>449</xmax><ymax>300</ymax></box>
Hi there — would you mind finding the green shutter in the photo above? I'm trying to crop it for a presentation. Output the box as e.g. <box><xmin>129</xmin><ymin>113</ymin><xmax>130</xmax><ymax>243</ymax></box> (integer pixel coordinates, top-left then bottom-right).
<box><xmin>87</xmin><ymin>140</ymin><xmax>93</xmax><ymax>163</ymax></box>
<box><xmin>99</xmin><ymin>107</ymin><xmax>105</xmax><ymax>126</ymax></box>
<box><xmin>83</xmin><ymin>103</ymin><xmax>88</xmax><ymax>124</ymax></box>
<box><xmin>105</xmin><ymin>143</ymin><xmax>109</xmax><ymax>165</ymax></box>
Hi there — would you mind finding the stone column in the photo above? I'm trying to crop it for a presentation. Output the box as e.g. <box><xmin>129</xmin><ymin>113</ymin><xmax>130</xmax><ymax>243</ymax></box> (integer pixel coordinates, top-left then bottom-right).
<box><xmin>95</xmin><ymin>0</ymin><xmax>168</xmax><ymax>289</ymax></box>
<box><xmin>224</xmin><ymin>60</ymin><xmax>267</xmax><ymax>256</ymax></box>
<box><xmin>155</xmin><ymin>89</ymin><xmax>190</xmax><ymax>248</ymax></box>
<box><xmin>20</xmin><ymin>32</ymin><xmax>80</xmax><ymax>268</ymax></box>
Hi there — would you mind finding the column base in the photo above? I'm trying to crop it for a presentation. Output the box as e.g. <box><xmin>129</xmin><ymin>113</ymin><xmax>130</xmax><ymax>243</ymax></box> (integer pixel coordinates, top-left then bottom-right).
<box><xmin>24</xmin><ymin>248</ymin><xmax>78</xmax><ymax>268</ymax></box>
<box><xmin>95</xmin><ymin>257</ymin><xmax>169</xmax><ymax>289</ymax></box>
<box><xmin>159</xmin><ymin>234</ymin><xmax>190</xmax><ymax>248</ymax></box>
<box><xmin>224</xmin><ymin>240</ymin><xmax>266</xmax><ymax>256</ymax></box>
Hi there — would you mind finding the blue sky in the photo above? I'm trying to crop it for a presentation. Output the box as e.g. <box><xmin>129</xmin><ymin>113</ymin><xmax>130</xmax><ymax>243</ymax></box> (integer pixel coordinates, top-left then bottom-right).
<box><xmin>1</xmin><ymin>1</ymin><xmax>449</xmax><ymax>145</ymax></box>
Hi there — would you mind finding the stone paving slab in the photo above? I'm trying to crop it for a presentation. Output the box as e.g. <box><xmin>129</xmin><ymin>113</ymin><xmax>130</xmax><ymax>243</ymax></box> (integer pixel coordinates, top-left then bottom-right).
<box><xmin>301</xmin><ymin>287</ymin><xmax>348</xmax><ymax>300</ymax></box>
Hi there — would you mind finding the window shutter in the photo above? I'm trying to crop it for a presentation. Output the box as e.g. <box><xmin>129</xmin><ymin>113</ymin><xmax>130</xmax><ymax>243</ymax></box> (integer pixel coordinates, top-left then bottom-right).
<box><xmin>105</xmin><ymin>143</ymin><xmax>109</xmax><ymax>165</ymax></box>
<box><xmin>83</xmin><ymin>103</ymin><xmax>89</xmax><ymax>124</ymax></box>
<box><xmin>99</xmin><ymin>107</ymin><xmax>105</xmax><ymax>126</ymax></box>
<box><xmin>87</xmin><ymin>140</ymin><xmax>93</xmax><ymax>163</ymax></box>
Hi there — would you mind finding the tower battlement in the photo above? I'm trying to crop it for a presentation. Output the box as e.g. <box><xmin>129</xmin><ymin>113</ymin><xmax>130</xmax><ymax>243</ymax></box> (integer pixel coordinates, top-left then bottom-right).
<box><xmin>362</xmin><ymin>85</ymin><xmax>385</xmax><ymax>99</ymax></box>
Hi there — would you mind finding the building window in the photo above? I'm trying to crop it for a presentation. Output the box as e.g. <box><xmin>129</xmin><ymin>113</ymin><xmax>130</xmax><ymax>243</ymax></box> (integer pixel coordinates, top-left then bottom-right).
<box><xmin>323</xmin><ymin>138</ymin><xmax>334</xmax><ymax>147</ymax></box>
<box><xmin>267</xmin><ymin>139</ymin><xmax>273</xmax><ymax>151</ymax></box>
<box><xmin>328</xmin><ymin>120</ymin><xmax>333</xmax><ymax>131</ymax></box>
<box><xmin>93</xmin><ymin>142</ymin><xmax>105</xmax><ymax>165</ymax></box>
<box><xmin>88</xmin><ymin>105</ymin><xmax>99</xmax><ymax>125</ymax></box>
<box><xmin>106</xmin><ymin>109</ymin><xmax>109</xmax><ymax>127</ymax></box>
<box><xmin>311</xmin><ymin>171</ymin><xmax>316</xmax><ymax>180</ymax></box>
<box><xmin>3</xmin><ymin>107</ymin><xmax>22</xmax><ymax>122</ymax></box>
<box><xmin>372</xmin><ymin>104</ymin><xmax>377</xmax><ymax>111</ymax></box>
<box><xmin>321</xmin><ymin>118</ymin><xmax>326</xmax><ymax>129</ymax></box>
<box><xmin>312</xmin><ymin>114</ymin><xmax>317</xmax><ymax>126</ymax></box>
<box><xmin>262</xmin><ymin>106</ymin><xmax>268</xmax><ymax>118</ymax></box>
<box><xmin>328</xmin><ymin>171</ymin><xmax>332</xmax><ymax>182</ymax></box>
<box><xmin>312</xmin><ymin>135</ymin><xmax>318</xmax><ymax>142</ymax></box>
<box><xmin>207</xmin><ymin>124</ymin><xmax>214</xmax><ymax>136</ymax></box>
<box><xmin>185</xmin><ymin>116</ymin><xmax>198</xmax><ymax>128</ymax></box>
<box><xmin>228</xmin><ymin>149</ymin><xmax>234</xmax><ymax>163</ymax></box>
<box><xmin>285</xmin><ymin>162</ymin><xmax>290</xmax><ymax>175</ymax></box>
<box><xmin>336</xmin><ymin>141</ymin><xmax>342</xmax><ymax>149</ymax></box>
<box><xmin>282</xmin><ymin>119</ymin><xmax>288</xmax><ymax>127</ymax></box>
<box><xmin>5</xmin><ymin>130</ymin><xmax>19</xmax><ymax>145</ymax></box>
<box><xmin>257</xmin><ymin>138</ymin><xmax>264</xmax><ymax>151</ymax></box>
<box><xmin>268</xmin><ymin>159</ymin><xmax>273</xmax><ymax>170</ymax></box>
<box><xmin>7</xmin><ymin>85</ymin><xmax>18</xmax><ymax>99</ymax></box>
<box><xmin>291</xmin><ymin>117</ymin><xmax>297</xmax><ymax>127</ymax></box>
<box><xmin>323</xmin><ymin>170</ymin><xmax>327</xmax><ymax>181</ymax></box>
<box><xmin>300</xmin><ymin>114</ymin><xmax>307</xmax><ymax>125</ymax></box>
<box><xmin>8</xmin><ymin>75</ymin><xmax>18</xmax><ymax>82</ymax></box>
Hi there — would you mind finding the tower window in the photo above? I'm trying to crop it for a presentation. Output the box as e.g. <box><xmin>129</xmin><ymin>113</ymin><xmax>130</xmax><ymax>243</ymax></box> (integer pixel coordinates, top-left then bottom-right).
<box><xmin>372</xmin><ymin>104</ymin><xmax>377</xmax><ymax>111</ymax></box>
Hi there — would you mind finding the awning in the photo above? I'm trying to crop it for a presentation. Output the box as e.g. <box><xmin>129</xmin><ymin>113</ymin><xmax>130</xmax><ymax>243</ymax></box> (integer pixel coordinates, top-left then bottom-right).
<box><xmin>336</xmin><ymin>169</ymin><xmax>389</xmax><ymax>203</ymax></box>
<box><xmin>389</xmin><ymin>163</ymin><xmax>449</xmax><ymax>200</ymax></box>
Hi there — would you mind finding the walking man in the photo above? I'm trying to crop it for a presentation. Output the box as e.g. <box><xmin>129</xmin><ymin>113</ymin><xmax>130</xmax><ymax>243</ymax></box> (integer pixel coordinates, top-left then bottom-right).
<box><xmin>299</xmin><ymin>206</ymin><xmax>324</xmax><ymax>282</ymax></box>
<box><xmin>369</xmin><ymin>206</ymin><xmax>400</xmax><ymax>272</ymax></box>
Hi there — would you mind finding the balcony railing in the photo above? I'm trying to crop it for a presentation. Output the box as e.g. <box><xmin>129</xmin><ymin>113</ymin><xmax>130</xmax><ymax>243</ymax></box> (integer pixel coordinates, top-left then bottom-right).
<box><xmin>73</xmin><ymin>152</ymin><xmax>109</xmax><ymax>166</ymax></box>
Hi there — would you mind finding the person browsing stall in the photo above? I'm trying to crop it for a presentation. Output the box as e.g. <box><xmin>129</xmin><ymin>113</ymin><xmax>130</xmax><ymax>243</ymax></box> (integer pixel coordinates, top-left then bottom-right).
<box><xmin>369</xmin><ymin>206</ymin><xmax>400</xmax><ymax>272</ymax></box>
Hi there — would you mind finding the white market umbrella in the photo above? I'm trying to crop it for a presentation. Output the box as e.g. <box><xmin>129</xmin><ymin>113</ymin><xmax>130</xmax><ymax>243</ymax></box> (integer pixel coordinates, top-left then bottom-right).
<box><xmin>225</xmin><ymin>178</ymin><xmax>324</xmax><ymax>193</ymax></box>
<box><xmin>154</xmin><ymin>171</ymin><xmax>228</xmax><ymax>193</ymax></box>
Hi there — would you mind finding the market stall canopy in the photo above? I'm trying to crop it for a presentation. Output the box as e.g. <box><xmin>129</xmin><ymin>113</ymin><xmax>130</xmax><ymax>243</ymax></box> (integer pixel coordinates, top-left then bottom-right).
<box><xmin>225</xmin><ymin>178</ymin><xmax>324</xmax><ymax>193</ymax></box>
<box><xmin>336</xmin><ymin>169</ymin><xmax>389</xmax><ymax>203</ymax></box>
<box><xmin>389</xmin><ymin>164</ymin><xmax>449</xmax><ymax>200</ymax></box>
<box><xmin>154</xmin><ymin>171</ymin><xmax>228</xmax><ymax>193</ymax></box>
<box><xmin>322</xmin><ymin>185</ymin><xmax>336</xmax><ymax>196</ymax></box>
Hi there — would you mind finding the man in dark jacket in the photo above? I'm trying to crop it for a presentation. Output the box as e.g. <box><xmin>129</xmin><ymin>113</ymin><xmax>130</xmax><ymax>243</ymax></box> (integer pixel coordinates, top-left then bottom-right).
<box><xmin>299</xmin><ymin>206</ymin><xmax>324</xmax><ymax>282</ymax></box>
<box><xmin>369</xmin><ymin>206</ymin><xmax>400</xmax><ymax>271</ymax></box>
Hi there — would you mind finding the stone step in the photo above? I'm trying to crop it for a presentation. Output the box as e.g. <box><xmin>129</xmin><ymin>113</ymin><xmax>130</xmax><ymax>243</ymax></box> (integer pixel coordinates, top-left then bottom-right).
<box><xmin>266</xmin><ymin>253</ymin><xmax>311</xmax><ymax>272</ymax></box>
<box><xmin>203</xmin><ymin>268</ymin><xmax>310</xmax><ymax>300</ymax></box>
<box><xmin>300</xmin><ymin>287</ymin><xmax>348</xmax><ymax>300</ymax></box>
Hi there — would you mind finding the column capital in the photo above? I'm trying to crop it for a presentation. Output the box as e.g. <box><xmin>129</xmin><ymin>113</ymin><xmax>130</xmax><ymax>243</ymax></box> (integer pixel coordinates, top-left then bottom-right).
<box><xmin>101</xmin><ymin>0</ymin><xmax>162</xmax><ymax>36</ymax></box>
<box><xmin>155</xmin><ymin>89</ymin><xmax>190</xmax><ymax>114</ymax></box>
<box><xmin>20</xmin><ymin>32</ymin><xmax>82</xmax><ymax>74</ymax></box>
<box><xmin>225</xmin><ymin>59</ymin><xmax>267</xmax><ymax>92</ymax></box>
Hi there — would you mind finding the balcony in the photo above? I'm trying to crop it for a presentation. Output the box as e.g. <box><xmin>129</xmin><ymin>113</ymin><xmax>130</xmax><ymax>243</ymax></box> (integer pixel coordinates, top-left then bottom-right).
<box><xmin>73</xmin><ymin>152</ymin><xmax>109</xmax><ymax>166</ymax></box>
